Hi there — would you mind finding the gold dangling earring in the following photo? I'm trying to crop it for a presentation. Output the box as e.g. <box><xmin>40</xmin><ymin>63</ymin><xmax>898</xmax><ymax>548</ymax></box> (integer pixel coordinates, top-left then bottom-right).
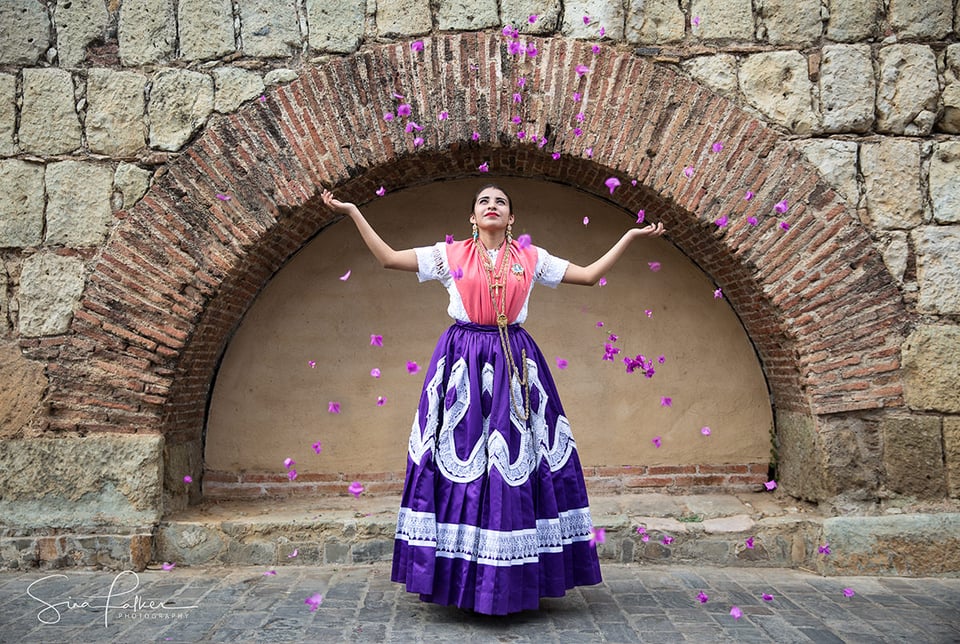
<box><xmin>506</xmin><ymin>223</ymin><xmax>513</xmax><ymax>244</ymax></box>
<box><xmin>472</xmin><ymin>222</ymin><xmax>478</xmax><ymax>240</ymax></box>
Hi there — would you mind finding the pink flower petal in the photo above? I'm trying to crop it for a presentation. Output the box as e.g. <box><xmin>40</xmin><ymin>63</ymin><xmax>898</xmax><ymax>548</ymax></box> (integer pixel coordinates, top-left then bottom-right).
<box><xmin>683</xmin><ymin>166</ymin><xmax>694</xmax><ymax>178</ymax></box>
<box><xmin>451</xmin><ymin>266</ymin><xmax>464</xmax><ymax>280</ymax></box>
<box><xmin>746</xmin><ymin>537</ymin><xmax>755</xmax><ymax>549</ymax></box>
<box><xmin>843</xmin><ymin>587</ymin><xmax>856</xmax><ymax>598</ymax></box>
<box><xmin>700</xmin><ymin>426</ymin><xmax>711</xmax><ymax>436</ymax></box>
<box><xmin>284</xmin><ymin>457</ymin><xmax>296</xmax><ymax>469</ymax></box>
<box><xmin>263</xmin><ymin>570</ymin><xmax>277</xmax><ymax>576</ymax></box>
<box><xmin>288</xmin><ymin>548</ymin><xmax>299</xmax><ymax>558</ymax></box>
<box><xmin>556</xmin><ymin>357</ymin><xmax>568</xmax><ymax>370</ymax></box>
<box><xmin>410</xmin><ymin>40</ymin><xmax>424</xmax><ymax>52</ymax></box>
<box><xmin>517</xmin><ymin>233</ymin><xmax>532</xmax><ymax>249</ymax></box>
<box><xmin>645</xmin><ymin>309</ymin><xmax>653</xmax><ymax>318</ymax></box>
<box><xmin>818</xmin><ymin>542</ymin><xmax>831</xmax><ymax>555</ymax></box>
<box><xmin>396</xmin><ymin>104</ymin><xmax>411</xmax><ymax>117</ymax></box>
<box><xmin>660</xmin><ymin>397</ymin><xmax>672</xmax><ymax>407</ymax></box>
<box><xmin>406</xmin><ymin>361</ymin><xmax>420</xmax><ymax>374</ymax></box>
<box><xmin>413</xmin><ymin>136</ymin><xmax>424</xmax><ymax>147</ymax></box>
<box><xmin>592</xmin><ymin>44</ymin><xmax>600</xmax><ymax>54</ymax></box>
<box><xmin>375</xmin><ymin>186</ymin><xmax>386</xmax><ymax>197</ymax></box>
<box><xmin>604</xmin><ymin>177</ymin><xmax>621</xmax><ymax>194</ymax></box>
<box><xmin>339</xmin><ymin>269</ymin><xmax>351</xmax><ymax>281</ymax></box>
<box><xmin>598</xmin><ymin>277</ymin><xmax>607</xmax><ymax>286</ymax></box>
<box><xmin>308</xmin><ymin>360</ymin><xmax>316</xmax><ymax>368</ymax></box>
<box><xmin>774</xmin><ymin>199</ymin><xmax>789</xmax><ymax>214</ymax></box>
<box><xmin>312</xmin><ymin>441</ymin><xmax>323</xmax><ymax>454</ymax></box>
<box><xmin>162</xmin><ymin>562</ymin><xmax>176</xmax><ymax>571</ymax></box>
<box><xmin>528</xmin><ymin>14</ymin><xmax>538</xmax><ymax>23</ymax></box>
<box><xmin>715</xmin><ymin>215</ymin><xmax>729</xmax><ymax>227</ymax></box>
<box><xmin>551</xmin><ymin>152</ymin><xmax>561</xmax><ymax>160</ymax></box>
<box><xmin>636</xmin><ymin>210</ymin><xmax>645</xmax><ymax>223</ymax></box>
<box><xmin>648</xmin><ymin>261</ymin><xmax>661</xmax><ymax>272</ymax></box>
<box><xmin>370</xmin><ymin>334</ymin><xmax>383</xmax><ymax>346</ymax></box>
<box><xmin>575</xmin><ymin>64</ymin><xmax>590</xmax><ymax>77</ymax></box>
<box><xmin>478</xmin><ymin>161</ymin><xmax>489</xmax><ymax>173</ymax></box>
<box><xmin>583</xmin><ymin>216</ymin><xmax>590</xmax><ymax>226</ymax></box>
<box><xmin>215</xmin><ymin>193</ymin><xmax>231</xmax><ymax>201</ymax></box>
<box><xmin>662</xmin><ymin>535</ymin><xmax>674</xmax><ymax>545</ymax></box>
<box><xmin>526</xmin><ymin>43</ymin><xmax>538</xmax><ymax>57</ymax></box>
<box><xmin>183</xmin><ymin>475</ymin><xmax>193</xmax><ymax>484</ymax></box>
<box><xmin>471</xmin><ymin>131</ymin><xmax>480</xmax><ymax>141</ymax></box>
<box><xmin>513</xmin><ymin>92</ymin><xmax>523</xmax><ymax>104</ymax></box>
<box><xmin>585</xmin><ymin>147</ymin><xmax>593</xmax><ymax>158</ymax></box>
<box><xmin>764</xmin><ymin>480</ymin><xmax>777</xmax><ymax>491</ymax></box>
<box><xmin>596</xmin><ymin>321</ymin><xmax>604</xmax><ymax>327</ymax></box>
<box><xmin>692</xmin><ymin>16</ymin><xmax>701</xmax><ymax>26</ymax></box>
<box><xmin>582</xmin><ymin>15</ymin><xmax>590</xmax><ymax>25</ymax></box>
<box><xmin>437</xmin><ymin>110</ymin><xmax>449</xmax><ymax>121</ymax></box>
<box><xmin>305</xmin><ymin>593</ymin><xmax>324</xmax><ymax>611</ymax></box>
<box><xmin>652</xmin><ymin>436</ymin><xmax>662</xmax><ymax>448</ymax></box>
<box><xmin>370</xmin><ymin>368</ymin><xmax>381</xmax><ymax>378</ymax></box>
<box><xmin>589</xmin><ymin>527</ymin><xmax>605</xmax><ymax>546</ymax></box>
<box><xmin>573</xmin><ymin>92</ymin><xmax>582</xmax><ymax>102</ymax></box>
<box><xmin>779</xmin><ymin>221</ymin><xmax>790</xmax><ymax>231</ymax></box>
<box><xmin>383</xmin><ymin>112</ymin><xmax>395</xmax><ymax>122</ymax></box>
<box><xmin>762</xmin><ymin>593</ymin><xmax>774</xmax><ymax>602</ymax></box>
<box><xmin>377</xmin><ymin>396</ymin><xmax>387</xmax><ymax>406</ymax></box>
<box><xmin>697</xmin><ymin>591</ymin><xmax>708</xmax><ymax>603</ymax></box>
<box><xmin>713</xmin><ymin>287</ymin><xmax>723</xmax><ymax>299</ymax></box>
<box><xmin>287</xmin><ymin>469</ymin><xmax>297</xmax><ymax>481</ymax></box>
<box><xmin>445</xmin><ymin>234</ymin><xmax>454</xmax><ymax>244</ymax></box>
<box><xmin>744</xmin><ymin>190</ymin><xmax>755</xmax><ymax>201</ymax></box>
<box><xmin>747</xmin><ymin>216</ymin><xmax>758</xmax><ymax>226</ymax></box>
<box><xmin>711</xmin><ymin>141</ymin><xmax>724</xmax><ymax>153</ymax></box>
<box><xmin>404</xmin><ymin>121</ymin><xmax>422</xmax><ymax>132</ymax></box>
<box><xmin>349</xmin><ymin>481</ymin><xmax>364</xmax><ymax>497</ymax></box>
<box><xmin>730</xmin><ymin>606</ymin><xmax>742</xmax><ymax>620</ymax></box>
<box><xmin>328</xmin><ymin>401</ymin><xmax>340</xmax><ymax>414</ymax></box>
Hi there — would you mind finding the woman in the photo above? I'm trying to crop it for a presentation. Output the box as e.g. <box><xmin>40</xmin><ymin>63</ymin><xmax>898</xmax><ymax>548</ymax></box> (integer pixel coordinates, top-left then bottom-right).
<box><xmin>321</xmin><ymin>184</ymin><xmax>665</xmax><ymax>615</ymax></box>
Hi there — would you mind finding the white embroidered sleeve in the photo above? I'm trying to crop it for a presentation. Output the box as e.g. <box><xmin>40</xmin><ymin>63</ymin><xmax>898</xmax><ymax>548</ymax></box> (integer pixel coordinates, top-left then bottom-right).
<box><xmin>534</xmin><ymin>247</ymin><xmax>569</xmax><ymax>288</ymax></box>
<box><xmin>415</xmin><ymin>243</ymin><xmax>451</xmax><ymax>285</ymax></box>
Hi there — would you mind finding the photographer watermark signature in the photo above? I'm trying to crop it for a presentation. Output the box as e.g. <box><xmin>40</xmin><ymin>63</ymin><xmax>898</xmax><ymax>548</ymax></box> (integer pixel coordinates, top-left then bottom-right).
<box><xmin>27</xmin><ymin>570</ymin><xmax>199</xmax><ymax>627</ymax></box>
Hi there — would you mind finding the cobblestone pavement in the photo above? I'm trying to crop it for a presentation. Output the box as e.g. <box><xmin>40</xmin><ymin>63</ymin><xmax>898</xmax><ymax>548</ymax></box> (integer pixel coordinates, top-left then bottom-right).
<box><xmin>1</xmin><ymin>562</ymin><xmax>958</xmax><ymax>643</ymax></box>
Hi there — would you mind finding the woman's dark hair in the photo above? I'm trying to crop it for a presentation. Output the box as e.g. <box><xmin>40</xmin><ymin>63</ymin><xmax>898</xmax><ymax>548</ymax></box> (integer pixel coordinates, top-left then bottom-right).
<box><xmin>472</xmin><ymin>184</ymin><xmax>513</xmax><ymax>213</ymax></box>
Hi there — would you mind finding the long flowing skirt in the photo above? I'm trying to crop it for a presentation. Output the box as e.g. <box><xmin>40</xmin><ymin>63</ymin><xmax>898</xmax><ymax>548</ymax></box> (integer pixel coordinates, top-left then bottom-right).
<box><xmin>391</xmin><ymin>321</ymin><xmax>602</xmax><ymax>615</ymax></box>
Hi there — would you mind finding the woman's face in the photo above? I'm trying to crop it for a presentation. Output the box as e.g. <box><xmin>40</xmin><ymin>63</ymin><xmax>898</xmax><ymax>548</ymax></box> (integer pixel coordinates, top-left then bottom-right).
<box><xmin>471</xmin><ymin>187</ymin><xmax>514</xmax><ymax>231</ymax></box>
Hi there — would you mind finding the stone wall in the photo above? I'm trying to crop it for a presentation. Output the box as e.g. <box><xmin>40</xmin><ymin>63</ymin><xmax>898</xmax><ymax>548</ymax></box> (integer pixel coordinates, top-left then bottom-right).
<box><xmin>0</xmin><ymin>0</ymin><xmax>959</xmax><ymax>568</ymax></box>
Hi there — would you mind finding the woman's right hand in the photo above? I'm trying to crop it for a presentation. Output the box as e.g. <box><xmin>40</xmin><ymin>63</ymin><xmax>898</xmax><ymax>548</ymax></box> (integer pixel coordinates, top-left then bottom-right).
<box><xmin>321</xmin><ymin>189</ymin><xmax>357</xmax><ymax>215</ymax></box>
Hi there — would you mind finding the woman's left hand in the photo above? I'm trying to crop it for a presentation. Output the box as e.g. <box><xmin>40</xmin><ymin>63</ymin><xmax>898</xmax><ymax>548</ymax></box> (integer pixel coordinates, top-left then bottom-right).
<box><xmin>629</xmin><ymin>222</ymin><xmax>666</xmax><ymax>239</ymax></box>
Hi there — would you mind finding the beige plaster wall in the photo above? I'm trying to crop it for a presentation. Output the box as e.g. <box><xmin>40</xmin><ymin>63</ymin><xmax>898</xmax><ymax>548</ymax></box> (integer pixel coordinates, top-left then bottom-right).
<box><xmin>205</xmin><ymin>178</ymin><xmax>772</xmax><ymax>476</ymax></box>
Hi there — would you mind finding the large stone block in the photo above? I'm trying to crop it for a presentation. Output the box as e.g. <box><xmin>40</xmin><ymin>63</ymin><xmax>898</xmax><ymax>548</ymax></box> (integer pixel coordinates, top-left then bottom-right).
<box><xmin>825</xmin><ymin>0</ymin><xmax>880</xmax><ymax>41</ymax></box>
<box><xmin>0</xmin><ymin>72</ymin><xmax>14</xmax><ymax>156</ymax></box>
<box><xmin>913</xmin><ymin>226</ymin><xmax>960</xmax><ymax>315</ymax></box>
<box><xmin>239</xmin><ymin>0</ymin><xmax>301</xmax><ymax>58</ymax></box>
<box><xmin>0</xmin><ymin>434</ymin><xmax>164</xmax><ymax>530</ymax></box>
<box><xmin>887</xmin><ymin>0</ymin><xmax>953</xmax><ymax>40</ymax></box>
<box><xmin>941</xmin><ymin>45</ymin><xmax>960</xmax><ymax>134</ymax></box>
<box><xmin>0</xmin><ymin>160</ymin><xmax>45</xmax><ymax>247</ymax></box>
<box><xmin>114</xmin><ymin>162</ymin><xmax>152</xmax><ymax>210</ymax></box>
<box><xmin>877</xmin><ymin>44</ymin><xmax>939</xmax><ymax>136</ymax></box>
<box><xmin>86</xmin><ymin>69</ymin><xmax>147</xmax><ymax>157</ymax></box>
<box><xmin>860</xmin><ymin>139</ymin><xmax>924</xmax><ymax>230</ymax></box>
<box><xmin>945</xmin><ymin>417</ymin><xmax>960</xmax><ymax>498</ymax></box>
<box><xmin>901</xmin><ymin>324</ymin><xmax>960</xmax><ymax>413</ymax></box>
<box><xmin>502</xmin><ymin>0</ymin><xmax>561</xmax><ymax>33</ymax></box>
<box><xmin>18</xmin><ymin>253</ymin><xmax>86</xmax><ymax>338</ymax></box>
<box><xmin>45</xmin><ymin>160</ymin><xmax>115</xmax><ymax>247</ymax></box>
<box><xmin>178</xmin><ymin>0</ymin><xmax>235</xmax><ymax>61</ymax></box>
<box><xmin>437</xmin><ymin>0</ymin><xmax>498</xmax><ymax>31</ymax></box>
<box><xmin>376</xmin><ymin>0</ymin><xmax>431</xmax><ymax>37</ymax></box>
<box><xmin>795</xmin><ymin>139</ymin><xmax>858</xmax><ymax>206</ymax></box>
<box><xmin>118</xmin><ymin>0</ymin><xmax>176</xmax><ymax>66</ymax></box>
<box><xmin>819</xmin><ymin>44</ymin><xmax>874</xmax><ymax>133</ymax></box>
<box><xmin>881</xmin><ymin>415</ymin><xmax>946</xmax><ymax>499</ymax></box>
<box><xmin>19</xmin><ymin>69</ymin><xmax>82</xmax><ymax>156</ymax></box>
<box><xmin>0</xmin><ymin>341</ymin><xmax>46</xmax><ymax>438</ymax></box>
<box><xmin>213</xmin><ymin>67</ymin><xmax>265</xmax><ymax>113</ymax></box>
<box><xmin>560</xmin><ymin>0</ymin><xmax>625</xmax><ymax>40</ymax></box>
<box><xmin>818</xmin><ymin>414</ymin><xmax>882</xmax><ymax>501</ymax></box>
<box><xmin>306</xmin><ymin>0</ymin><xmax>364</xmax><ymax>53</ymax></box>
<box><xmin>148</xmin><ymin>69</ymin><xmax>214</xmax><ymax>152</ymax></box>
<box><xmin>0</xmin><ymin>0</ymin><xmax>50</xmax><ymax>65</ymax></box>
<box><xmin>681</xmin><ymin>54</ymin><xmax>739</xmax><ymax>98</ymax></box>
<box><xmin>757</xmin><ymin>0</ymin><xmax>823</xmax><ymax>45</ymax></box>
<box><xmin>774</xmin><ymin>411</ymin><xmax>825</xmax><ymax>502</ymax></box>
<box><xmin>930</xmin><ymin>141</ymin><xmax>960</xmax><ymax>224</ymax></box>
<box><xmin>625</xmin><ymin>0</ymin><xmax>685</xmax><ymax>44</ymax></box>
<box><xmin>739</xmin><ymin>51</ymin><xmax>819</xmax><ymax>134</ymax></box>
<box><xmin>689</xmin><ymin>0</ymin><xmax>754</xmax><ymax>41</ymax></box>
<box><xmin>54</xmin><ymin>0</ymin><xmax>109</xmax><ymax>67</ymax></box>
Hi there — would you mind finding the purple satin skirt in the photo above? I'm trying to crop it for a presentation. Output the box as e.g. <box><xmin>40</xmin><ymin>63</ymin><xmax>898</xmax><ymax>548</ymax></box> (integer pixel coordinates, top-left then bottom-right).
<box><xmin>391</xmin><ymin>321</ymin><xmax>602</xmax><ymax>615</ymax></box>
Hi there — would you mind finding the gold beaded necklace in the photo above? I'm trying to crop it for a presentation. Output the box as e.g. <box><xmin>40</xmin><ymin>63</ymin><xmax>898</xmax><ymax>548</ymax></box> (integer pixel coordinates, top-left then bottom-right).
<box><xmin>474</xmin><ymin>237</ymin><xmax>531</xmax><ymax>421</ymax></box>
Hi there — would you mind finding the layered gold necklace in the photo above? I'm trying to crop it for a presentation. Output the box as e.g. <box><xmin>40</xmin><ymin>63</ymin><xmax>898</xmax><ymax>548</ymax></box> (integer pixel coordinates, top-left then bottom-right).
<box><xmin>474</xmin><ymin>237</ymin><xmax>530</xmax><ymax>421</ymax></box>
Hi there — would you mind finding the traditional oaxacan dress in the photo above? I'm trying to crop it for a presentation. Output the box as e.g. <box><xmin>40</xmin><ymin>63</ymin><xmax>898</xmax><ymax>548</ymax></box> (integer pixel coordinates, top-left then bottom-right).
<box><xmin>390</xmin><ymin>237</ymin><xmax>602</xmax><ymax>615</ymax></box>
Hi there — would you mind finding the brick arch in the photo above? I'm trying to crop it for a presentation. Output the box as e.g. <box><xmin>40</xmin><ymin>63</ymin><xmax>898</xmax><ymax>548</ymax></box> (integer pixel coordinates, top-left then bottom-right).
<box><xmin>44</xmin><ymin>33</ymin><xmax>907</xmax><ymax>506</ymax></box>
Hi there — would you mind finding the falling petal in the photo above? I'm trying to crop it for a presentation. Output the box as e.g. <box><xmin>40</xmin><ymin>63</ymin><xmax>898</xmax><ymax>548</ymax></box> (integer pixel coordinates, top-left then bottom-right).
<box><xmin>605</xmin><ymin>177</ymin><xmax>621</xmax><ymax>194</ymax></box>
<box><xmin>575</xmin><ymin>64</ymin><xmax>590</xmax><ymax>77</ymax></box>
<box><xmin>472</xmin><ymin>131</ymin><xmax>480</xmax><ymax>141</ymax></box>
<box><xmin>410</xmin><ymin>40</ymin><xmax>424</xmax><ymax>52</ymax></box>
<box><xmin>779</xmin><ymin>221</ymin><xmax>790</xmax><ymax>231</ymax></box>
<box><xmin>556</xmin><ymin>357</ymin><xmax>569</xmax><ymax>370</ymax></box>
<box><xmin>183</xmin><ymin>475</ymin><xmax>193</xmax><ymax>484</ymax></box>
<box><xmin>538</xmin><ymin>136</ymin><xmax>548</xmax><ymax>148</ymax></box>
<box><xmin>451</xmin><ymin>266</ymin><xmax>464</xmax><ymax>280</ymax></box>
<box><xmin>596</xmin><ymin>321</ymin><xmax>604</xmax><ymax>327</ymax></box>
<box><xmin>284</xmin><ymin>457</ymin><xmax>295</xmax><ymax>470</ymax></box>
<box><xmin>589</xmin><ymin>527</ymin><xmax>605</xmax><ymax>546</ymax></box>
<box><xmin>507</xmin><ymin>41</ymin><xmax>523</xmax><ymax>56</ymax></box>
<box><xmin>287</xmin><ymin>469</ymin><xmax>297</xmax><ymax>481</ymax></box>
<box><xmin>641</xmin><ymin>533</ymin><xmax>650</xmax><ymax>542</ymax></box>
<box><xmin>396</xmin><ymin>104</ymin><xmax>411</xmax><ymax>117</ymax></box>
<box><xmin>528</xmin><ymin>14</ymin><xmax>538</xmax><ymax>23</ymax></box>
<box><xmin>328</xmin><ymin>401</ymin><xmax>341</xmax><ymax>414</ymax></box>
<box><xmin>526</xmin><ymin>43</ymin><xmax>538</xmax><ymax>57</ymax></box>
<box><xmin>648</xmin><ymin>261</ymin><xmax>661</xmax><ymax>272</ymax></box>
<box><xmin>513</xmin><ymin>92</ymin><xmax>523</xmax><ymax>104</ymax></box>
<box><xmin>744</xmin><ymin>190</ymin><xmax>755</xmax><ymax>201</ymax></box>
<box><xmin>598</xmin><ymin>277</ymin><xmax>607</xmax><ymax>286</ymax></box>
<box><xmin>636</xmin><ymin>210</ymin><xmax>645</xmax><ymax>223</ymax></box>
<box><xmin>263</xmin><ymin>570</ymin><xmax>277</xmax><ymax>576</ymax></box>
<box><xmin>818</xmin><ymin>542</ymin><xmax>831</xmax><ymax>555</ymax></box>
<box><xmin>660</xmin><ymin>397</ymin><xmax>672</xmax><ymax>407</ymax></box>
<box><xmin>383</xmin><ymin>112</ymin><xmax>394</xmax><ymax>122</ymax></box>
<box><xmin>573</xmin><ymin>92</ymin><xmax>582</xmax><ymax>102</ymax></box>
<box><xmin>339</xmin><ymin>269</ymin><xmax>351</xmax><ymax>281</ymax></box>
<box><xmin>288</xmin><ymin>548</ymin><xmax>299</xmax><ymax>558</ymax></box>
<box><xmin>407</xmin><ymin>361</ymin><xmax>420</xmax><ymax>374</ymax></box>
<box><xmin>305</xmin><ymin>593</ymin><xmax>324</xmax><ymax>611</ymax></box>
<box><xmin>662</xmin><ymin>535</ymin><xmax>674</xmax><ymax>545</ymax></box>
<box><xmin>511</xmin><ymin>115</ymin><xmax>523</xmax><ymax>124</ymax></box>
<box><xmin>585</xmin><ymin>147</ymin><xmax>593</xmax><ymax>158</ymax></box>
<box><xmin>631</xmin><ymin>179</ymin><xmax>638</xmax><ymax>186</ymax></box>
<box><xmin>645</xmin><ymin>309</ymin><xmax>653</xmax><ymax>318</ymax></box>
<box><xmin>701</xmin><ymin>426</ymin><xmax>712</xmax><ymax>436</ymax></box>
<box><xmin>697</xmin><ymin>591</ymin><xmax>709</xmax><ymax>603</ymax></box>
<box><xmin>349</xmin><ymin>481</ymin><xmax>364</xmax><ymax>498</ymax></box>
<box><xmin>652</xmin><ymin>436</ymin><xmax>662</xmax><ymax>448</ymax></box>
<box><xmin>552</xmin><ymin>152</ymin><xmax>561</xmax><ymax>160</ymax></box>
<box><xmin>308</xmin><ymin>360</ymin><xmax>316</xmax><ymax>368</ymax></box>
<box><xmin>683</xmin><ymin>166</ymin><xmax>694</xmax><ymax>178</ymax></box>
<box><xmin>370</xmin><ymin>368</ymin><xmax>381</xmax><ymax>378</ymax></box>
<box><xmin>608</xmin><ymin>333</ymin><xmax>619</xmax><ymax>342</ymax></box>
<box><xmin>713</xmin><ymin>287</ymin><xmax>723</xmax><ymax>299</ymax></box>
<box><xmin>762</xmin><ymin>593</ymin><xmax>774</xmax><ymax>602</ymax></box>
<box><xmin>583</xmin><ymin>216</ymin><xmax>590</xmax><ymax>226</ymax></box>
<box><xmin>370</xmin><ymin>334</ymin><xmax>383</xmax><ymax>346</ymax></box>
<box><xmin>215</xmin><ymin>193</ymin><xmax>231</xmax><ymax>201</ymax></box>
<box><xmin>636</xmin><ymin>525</ymin><xmax>646</xmax><ymax>534</ymax></box>
<box><xmin>599</xmin><ymin>26</ymin><xmax>606</xmax><ymax>37</ymax></box>
<box><xmin>658</xmin><ymin>355</ymin><xmax>665</xmax><ymax>363</ymax></box>
<box><xmin>312</xmin><ymin>441</ymin><xmax>323</xmax><ymax>454</ymax></box>
<box><xmin>573</xmin><ymin>127</ymin><xmax>583</xmax><ymax>137</ymax></box>
<box><xmin>746</xmin><ymin>537</ymin><xmax>755</xmax><ymax>549</ymax></box>
<box><xmin>715</xmin><ymin>215</ymin><xmax>729</xmax><ymax>227</ymax></box>
<box><xmin>692</xmin><ymin>15</ymin><xmax>701</xmax><ymax>26</ymax></box>
<box><xmin>413</xmin><ymin>136</ymin><xmax>424</xmax><ymax>147</ymax></box>
<box><xmin>583</xmin><ymin>15</ymin><xmax>590</xmax><ymax>25</ymax></box>
<box><xmin>377</xmin><ymin>396</ymin><xmax>387</xmax><ymax>406</ymax></box>
<box><xmin>843</xmin><ymin>588</ymin><xmax>856</xmax><ymax>598</ymax></box>
<box><xmin>592</xmin><ymin>44</ymin><xmax>600</xmax><ymax>54</ymax></box>
<box><xmin>375</xmin><ymin>186</ymin><xmax>386</xmax><ymax>197</ymax></box>
<box><xmin>730</xmin><ymin>606</ymin><xmax>742</xmax><ymax>620</ymax></box>
<box><xmin>445</xmin><ymin>234</ymin><xmax>454</xmax><ymax>244</ymax></box>
<box><xmin>774</xmin><ymin>199</ymin><xmax>789</xmax><ymax>214</ymax></box>
<box><xmin>747</xmin><ymin>216</ymin><xmax>758</xmax><ymax>226</ymax></box>
<box><xmin>437</xmin><ymin>110</ymin><xmax>449</xmax><ymax>121</ymax></box>
<box><xmin>764</xmin><ymin>480</ymin><xmax>777</xmax><ymax>491</ymax></box>
<box><xmin>478</xmin><ymin>161</ymin><xmax>489</xmax><ymax>173</ymax></box>
<box><xmin>711</xmin><ymin>141</ymin><xmax>724</xmax><ymax>153</ymax></box>
<box><xmin>514</xmin><ymin>233</ymin><xmax>532</xmax><ymax>250</ymax></box>
<box><xmin>162</xmin><ymin>562</ymin><xmax>176</xmax><ymax>571</ymax></box>
<box><xmin>259</xmin><ymin>94</ymin><xmax>266</xmax><ymax>103</ymax></box>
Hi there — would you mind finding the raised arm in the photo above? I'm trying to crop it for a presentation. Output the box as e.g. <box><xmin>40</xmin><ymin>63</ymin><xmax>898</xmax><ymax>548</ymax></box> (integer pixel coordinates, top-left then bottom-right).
<box><xmin>321</xmin><ymin>189</ymin><xmax>419</xmax><ymax>272</ymax></box>
<box><xmin>561</xmin><ymin>222</ymin><xmax>666</xmax><ymax>286</ymax></box>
